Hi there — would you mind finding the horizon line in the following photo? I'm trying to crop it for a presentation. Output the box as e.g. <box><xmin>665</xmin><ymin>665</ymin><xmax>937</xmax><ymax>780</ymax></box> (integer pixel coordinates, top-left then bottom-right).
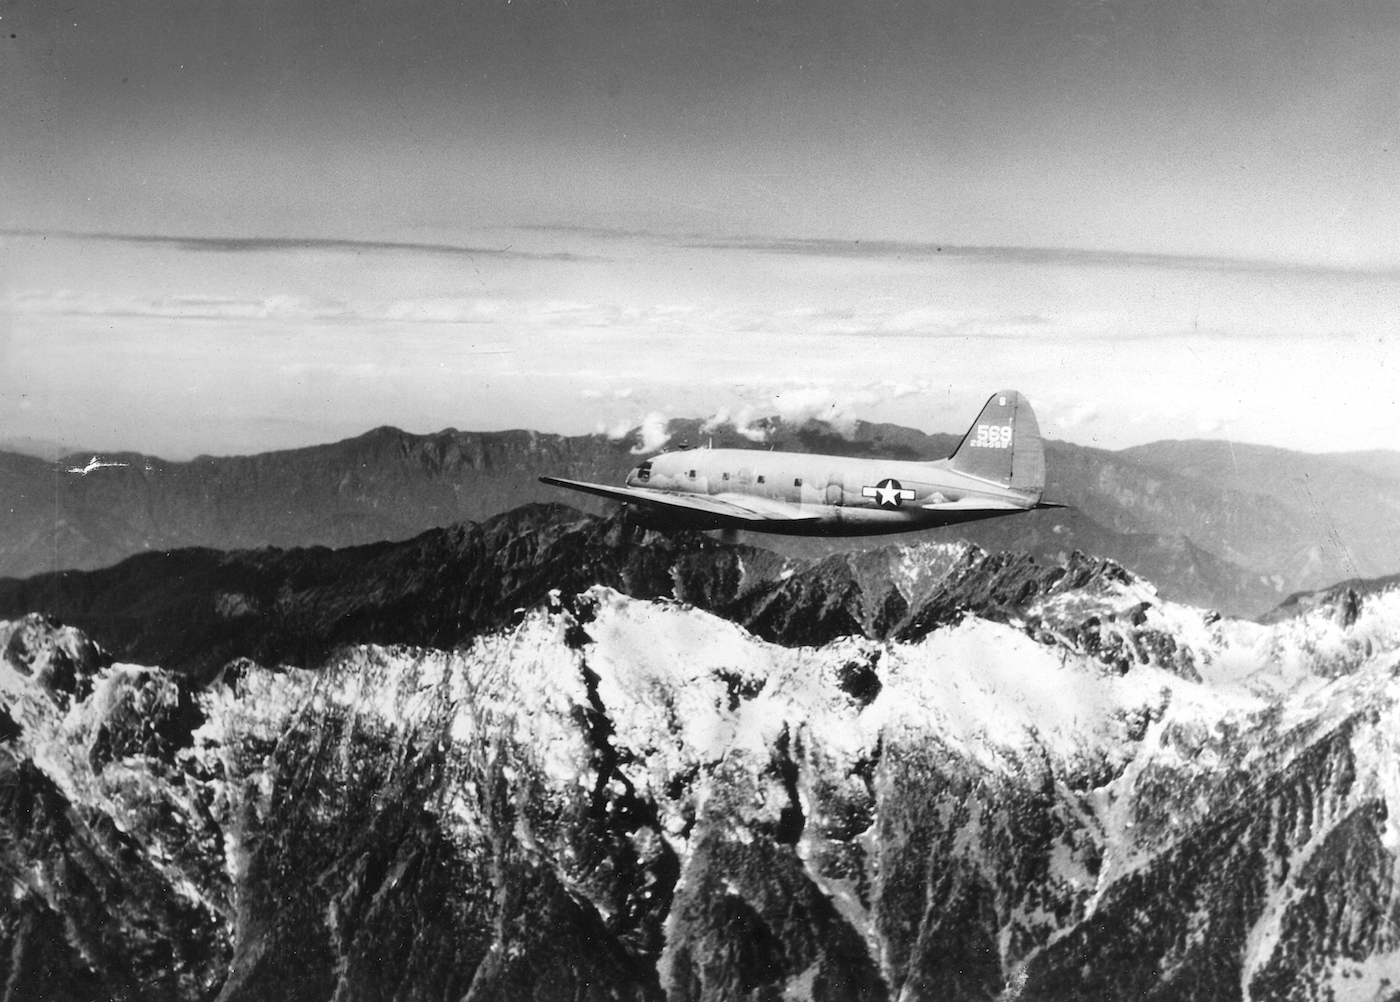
<box><xmin>0</xmin><ymin>228</ymin><xmax>591</xmax><ymax>262</ymax></box>
<box><xmin>5</xmin><ymin>226</ymin><xmax>1395</xmax><ymax>279</ymax></box>
<box><xmin>4</xmin><ymin>417</ymin><xmax>1396</xmax><ymax>467</ymax></box>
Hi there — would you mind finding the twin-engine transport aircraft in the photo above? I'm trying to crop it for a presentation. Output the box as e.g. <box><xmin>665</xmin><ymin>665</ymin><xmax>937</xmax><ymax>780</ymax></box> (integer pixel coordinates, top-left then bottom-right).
<box><xmin>541</xmin><ymin>390</ymin><xmax>1063</xmax><ymax>537</ymax></box>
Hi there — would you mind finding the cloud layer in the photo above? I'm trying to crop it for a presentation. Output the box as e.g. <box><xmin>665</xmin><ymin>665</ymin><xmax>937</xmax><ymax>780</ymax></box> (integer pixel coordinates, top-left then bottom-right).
<box><xmin>5</xmin><ymin>228</ymin><xmax>1399</xmax><ymax>458</ymax></box>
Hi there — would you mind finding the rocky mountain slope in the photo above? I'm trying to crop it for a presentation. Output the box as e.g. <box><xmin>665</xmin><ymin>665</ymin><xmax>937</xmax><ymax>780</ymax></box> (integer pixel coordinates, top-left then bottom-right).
<box><xmin>4</xmin><ymin>420</ymin><xmax>1400</xmax><ymax>617</ymax></box>
<box><xmin>3</xmin><ymin>508</ymin><xmax>1400</xmax><ymax>1001</ymax></box>
<box><xmin>0</xmin><ymin>504</ymin><xmax>1229</xmax><ymax>684</ymax></box>
<box><xmin>1121</xmin><ymin>439</ymin><xmax>1400</xmax><ymax>595</ymax></box>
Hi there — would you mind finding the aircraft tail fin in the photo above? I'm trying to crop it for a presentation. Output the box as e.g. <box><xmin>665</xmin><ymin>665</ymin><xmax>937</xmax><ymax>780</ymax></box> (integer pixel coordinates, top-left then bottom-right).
<box><xmin>946</xmin><ymin>390</ymin><xmax>1045</xmax><ymax>497</ymax></box>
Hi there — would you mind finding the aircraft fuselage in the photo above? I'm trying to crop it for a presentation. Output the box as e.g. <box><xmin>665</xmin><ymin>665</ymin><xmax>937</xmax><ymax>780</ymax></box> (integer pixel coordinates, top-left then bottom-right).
<box><xmin>541</xmin><ymin>389</ymin><xmax>1058</xmax><ymax>537</ymax></box>
<box><xmin>623</xmin><ymin>448</ymin><xmax>1034</xmax><ymax>535</ymax></box>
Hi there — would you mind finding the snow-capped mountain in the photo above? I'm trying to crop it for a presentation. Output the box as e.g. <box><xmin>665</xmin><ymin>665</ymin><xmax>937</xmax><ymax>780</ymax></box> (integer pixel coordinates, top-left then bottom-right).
<box><xmin>3</xmin><ymin>521</ymin><xmax>1399</xmax><ymax>1000</ymax></box>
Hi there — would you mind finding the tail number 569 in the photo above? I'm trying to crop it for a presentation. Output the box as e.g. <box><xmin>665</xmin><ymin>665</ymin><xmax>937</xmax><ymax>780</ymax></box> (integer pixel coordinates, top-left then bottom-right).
<box><xmin>971</xmin><ymin>424</ymin><xmax>1012</xmax><ymax>448</ymax></box>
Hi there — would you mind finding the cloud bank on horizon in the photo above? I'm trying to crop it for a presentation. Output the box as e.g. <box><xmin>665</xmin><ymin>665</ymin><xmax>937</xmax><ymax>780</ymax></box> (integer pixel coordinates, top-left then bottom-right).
<box><xmin>2</xmin><ymin>0</ymin><xmax>1397</xmax><ymax>458</ymax></box>
<box><xmin>4</xmin><ymin>228</ymin><xmax>1398</xmax><ymax>459</ymax></box>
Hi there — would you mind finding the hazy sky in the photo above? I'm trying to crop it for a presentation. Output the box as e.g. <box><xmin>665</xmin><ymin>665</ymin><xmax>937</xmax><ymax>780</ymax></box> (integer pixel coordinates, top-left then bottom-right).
<box><xmin>3</xmin><ymin>0</ymin><xmax>1399</xmax><ymax>457</ymax></box>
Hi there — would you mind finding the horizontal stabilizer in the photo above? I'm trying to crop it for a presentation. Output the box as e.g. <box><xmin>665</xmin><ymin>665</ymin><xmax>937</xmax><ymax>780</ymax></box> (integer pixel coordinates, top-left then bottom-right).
<box><xmin>921</xmin><ymin>497</ymin><xmax>1026</xmax><ymax>512</ymax></box>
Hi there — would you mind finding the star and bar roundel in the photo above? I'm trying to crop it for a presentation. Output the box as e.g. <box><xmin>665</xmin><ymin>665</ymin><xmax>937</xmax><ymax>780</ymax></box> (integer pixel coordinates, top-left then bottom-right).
<box><xmin>861</xmin><ymin>478</ymin><xmax>916</xmax><ymax>508</ymax></box>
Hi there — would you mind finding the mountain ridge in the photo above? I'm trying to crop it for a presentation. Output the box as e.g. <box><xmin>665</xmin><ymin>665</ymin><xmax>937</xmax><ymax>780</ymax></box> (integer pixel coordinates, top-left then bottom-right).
<box><xmin>0</xmin><ymin>504</ymin><xmax>1193</xmax><ymax>684</ymax></box>
<box><xmin>4</xmin><ymin>421</ymin><xmax>1400</xmax><ymax>617</ymax></box>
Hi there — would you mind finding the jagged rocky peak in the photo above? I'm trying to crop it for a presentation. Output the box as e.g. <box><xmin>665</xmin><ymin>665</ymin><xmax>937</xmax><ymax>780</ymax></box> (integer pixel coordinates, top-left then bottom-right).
<box><xmin>1263</xmin><ymin>571</ymin><xmax>1400</xmax><ymax>627</ymax></box>
<box><xmin>5</xmin><ymin>569</ymin><xmax>1400</xmax><ymax>1001</ymax></box>
<box><xmin>0</xmin><ymin>611</ymin><xmax>111</xmax><ymax>703</ymax></box>
<box><xmin>0</xmin><ymin>506</ymin><xmax>1203</xmax><ymax>681</ymax></box>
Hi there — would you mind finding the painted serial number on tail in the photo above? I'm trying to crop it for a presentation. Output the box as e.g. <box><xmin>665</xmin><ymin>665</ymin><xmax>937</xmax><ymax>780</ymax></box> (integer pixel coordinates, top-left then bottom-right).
<box><xmin>970</xmin><ymin>424</ymin><xmax>1013</xmax><ymax>448</ymax></box>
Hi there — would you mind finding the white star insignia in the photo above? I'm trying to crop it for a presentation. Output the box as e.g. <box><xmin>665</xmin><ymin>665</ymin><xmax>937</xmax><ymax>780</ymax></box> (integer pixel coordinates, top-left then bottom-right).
<box><xmin>861</xmin><ymin>478</ymin><xmax>916</xmax><ymax>508</ymax></box>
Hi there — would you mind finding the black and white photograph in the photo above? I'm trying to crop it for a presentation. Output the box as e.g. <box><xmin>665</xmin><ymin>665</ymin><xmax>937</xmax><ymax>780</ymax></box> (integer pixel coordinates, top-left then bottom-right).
<box><xmin>3</xmin><ymin>0</ymin><xmax>1400</xmax><ymax>998</ymax></box>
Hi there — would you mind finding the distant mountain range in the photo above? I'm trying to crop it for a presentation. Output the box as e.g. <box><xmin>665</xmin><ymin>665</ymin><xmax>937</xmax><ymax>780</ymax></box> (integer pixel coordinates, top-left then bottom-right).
<box><xmin>3</xmin><ymin>420</ymin><xmax>1399</xmax><ymax>618</ymax></box>
<box><xmin>0</xmin><ymin>436</ymin><xmax>82</xmax><ymax>462</ymax></box>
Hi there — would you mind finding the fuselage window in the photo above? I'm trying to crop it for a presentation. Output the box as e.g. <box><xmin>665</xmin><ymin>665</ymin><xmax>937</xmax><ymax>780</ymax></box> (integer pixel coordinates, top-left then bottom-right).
<box><xmin>722</xmin><ymin>472</ymin><xmax>729</xmax><ymax>480</ymax></box>
<box><xmin>757</xmin><ymin>475</ymin><xmax>765</xmax><ymax>484</ymax></box>
<box><xmin>793</xmin><ymin>478</ymin><xmax>802</xmax><ymax>487</ymax></box>
<box><xmin>689</xmin><ymin>469</ymin><xmax>697</xmax><ymax>479</ymax></box>
<box><xmin>637</xmin><ymin>461</ymin><xmax>652</xmax><ymax>482</ymax></box>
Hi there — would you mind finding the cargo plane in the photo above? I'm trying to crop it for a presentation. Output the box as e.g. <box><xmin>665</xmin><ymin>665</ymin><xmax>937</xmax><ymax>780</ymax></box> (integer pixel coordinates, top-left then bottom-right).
<box><xmin>541</xmin><ymin>390</ymin><xmax>1063</xmax><ymax>536</ymax></box>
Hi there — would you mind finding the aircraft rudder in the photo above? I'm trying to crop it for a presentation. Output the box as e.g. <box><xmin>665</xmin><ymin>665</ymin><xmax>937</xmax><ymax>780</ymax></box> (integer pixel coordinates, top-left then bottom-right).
<box><xmin>947</xmin><ymin>390</ymin><xmax>1045</xmax><ymax>495</ymax></box>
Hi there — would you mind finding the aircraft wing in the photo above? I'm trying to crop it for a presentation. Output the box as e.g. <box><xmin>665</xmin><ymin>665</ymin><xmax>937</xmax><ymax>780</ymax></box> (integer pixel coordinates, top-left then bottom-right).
<box><xmin>539</xmin><ymin>477</ymin><xmax>822</xmax><ymax>523</ymax></box>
